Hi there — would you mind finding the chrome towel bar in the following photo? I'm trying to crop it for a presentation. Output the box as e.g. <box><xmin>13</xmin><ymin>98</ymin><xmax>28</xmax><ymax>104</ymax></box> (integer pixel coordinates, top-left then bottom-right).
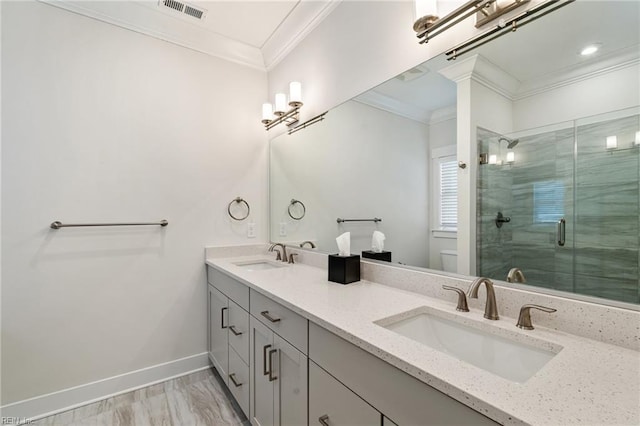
<box><xmin>336</xmin><ymin>218</ymin><xmax>382</xmax><ymax>224</ymax></box>
<box><xmin>50</xmin><ymin>220</ymin><xmax>168</xmax><ymax>229</ymax></box>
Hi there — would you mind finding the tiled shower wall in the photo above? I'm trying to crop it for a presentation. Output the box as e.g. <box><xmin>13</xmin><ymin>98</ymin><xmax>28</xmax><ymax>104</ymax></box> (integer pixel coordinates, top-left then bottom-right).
<box><xmin>477</xmin><ymin>113</ymin><xmax>639</xmax><ymax>304</ymax></box>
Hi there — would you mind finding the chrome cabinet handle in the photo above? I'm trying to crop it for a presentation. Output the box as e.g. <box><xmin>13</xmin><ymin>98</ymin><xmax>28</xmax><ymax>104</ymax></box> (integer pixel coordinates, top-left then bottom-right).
<box><xmin>229</xmin><ymin>325</ymin><xmax>242</xmax><ymax>336</ymax></box>
<box><xmin>557</xmin><ymin>218</ymin><xmax>566</xmax><ymax>246</ymax></box>
<box><xmin>221</xmin><ymin>307</ymin><xmax>228</xmax><ymax>329</ymax></box>
<box><xmin>229</xmin><ymin>373</ymin><xmax>243</xmax><ymax>387</ymax></box>
<box><xmin>318</xmin><ymin>414</ymin><xmax>330</xmax><ymax>426</ymax></box>
<box><xmin>263</xmin><ymin>344</ymin><xmax>271</xmax><ymax>376</ymax></box>
<box><xmin>268</xmin><ymin>349</ymin><xmax>278</xmax><ymax>382</ymax></box>
<box><xmin>261</xmin><ymin>310</ymin><xmax>281</xmax><ymax>323</ymax></box>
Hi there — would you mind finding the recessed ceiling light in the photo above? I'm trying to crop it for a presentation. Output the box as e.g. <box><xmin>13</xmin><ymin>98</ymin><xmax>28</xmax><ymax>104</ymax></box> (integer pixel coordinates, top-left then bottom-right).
<box><xmin>580</xmin><ymin>44</ymin><xmax>600</xmax><ymax>56</ymax></box>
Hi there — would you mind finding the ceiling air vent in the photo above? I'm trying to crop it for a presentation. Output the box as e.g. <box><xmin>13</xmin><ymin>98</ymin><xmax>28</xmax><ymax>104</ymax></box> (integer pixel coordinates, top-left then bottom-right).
<box><xmin>159</xmin><ymin>0</ymin><xmax>207</xmax><ymax>20</ymax></box>
<box><xmin>395</xmin><ymin>66</ymin><xmax>429</xmax><ymax>82</ymax></box>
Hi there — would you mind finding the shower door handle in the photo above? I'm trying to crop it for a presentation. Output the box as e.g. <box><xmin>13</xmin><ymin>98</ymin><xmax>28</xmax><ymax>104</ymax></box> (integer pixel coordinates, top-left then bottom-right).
<box><xmin>557</xmin><ymin>218</ymin><xmax>566</xmax><ymax>247</ymax></box>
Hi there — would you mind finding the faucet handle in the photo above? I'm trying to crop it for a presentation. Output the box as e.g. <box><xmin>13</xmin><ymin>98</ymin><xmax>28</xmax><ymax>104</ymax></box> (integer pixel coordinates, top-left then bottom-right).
<box><xmin>288</xmin><ymin>253</ymin><xmax>298</xmax><ymax>264</ymax></box>
<box><xmin>442</xmin><ymin>285</ymin><xmax>469</xmax><ymax>312</ymax></box>
<box><xmin>516</xmin><ymin>304</ymin><xmax>557</xmax><ymax>330</ymax></box>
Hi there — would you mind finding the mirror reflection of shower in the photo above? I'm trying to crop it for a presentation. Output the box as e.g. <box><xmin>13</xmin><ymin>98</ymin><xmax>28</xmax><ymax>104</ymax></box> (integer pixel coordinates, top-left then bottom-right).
<box><xmin>480</xmin><ymin>135</ymin><xmax>520</xmax><ymax>165</ymax></box>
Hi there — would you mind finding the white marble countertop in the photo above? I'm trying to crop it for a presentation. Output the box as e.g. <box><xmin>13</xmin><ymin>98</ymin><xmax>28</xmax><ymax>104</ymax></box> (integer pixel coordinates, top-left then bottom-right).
<box><xmin>206</xmin><ymin>255</ymin><xmax>640</xmax><ymax>425</ymax></box>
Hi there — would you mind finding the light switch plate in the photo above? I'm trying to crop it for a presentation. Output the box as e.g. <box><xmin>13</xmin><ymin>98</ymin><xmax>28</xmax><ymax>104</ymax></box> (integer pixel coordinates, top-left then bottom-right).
<box><xmin>247</xmin><ymin>222</ymin><xmax>256</xmax><ymax>238</ymax></box>
<box><xmin>279</xmin><ymin>222</ymin><xmax>287</xmax><ymax>237</ymax></box>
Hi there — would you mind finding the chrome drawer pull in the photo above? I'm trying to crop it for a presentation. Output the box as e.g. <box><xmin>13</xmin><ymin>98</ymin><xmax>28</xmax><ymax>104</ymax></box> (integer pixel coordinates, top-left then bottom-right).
<box><xmin>221</xmin><ymin>307</ymin><xmax>228</xmax><ymax>329</ymax></box>
<box><xmin>263</xmin><ymin>344</ymin><xmax>271</xmax><ymax>376</ymax></box>
<box><xmin>229</xmin><ymin>325</ymin><xmax>243</xmax><ymax>336</ymax></box>
<box><xmin>318</xmin><ymin>414</ymin><xmax>330</xmax><ymax>426</ymax></box>
<box><xmin>261</xmin><ymin>310</ymin><xmax>281</xmax><ymax>323</ymax></box>
<box><xmin>268</xmin><ymin>348</ymin><xmax>278</xmax><ymax>382</ymax></box>
<box><xmin>229</xmin><ymin>373</ymin><xmax>242</xmax><ymax>387</ymax></box>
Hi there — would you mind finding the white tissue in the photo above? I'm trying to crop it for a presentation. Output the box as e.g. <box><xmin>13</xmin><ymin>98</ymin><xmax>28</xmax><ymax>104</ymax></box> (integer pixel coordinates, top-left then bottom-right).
<box><xmin>336</xmin><ymin>232</ymin><xmax>351</xmax><ymax>256</ymax></box>
<box><xmin>371</xmin><ymin>231</ymin><xmax>385</xmax><ymax>253</ymax></box>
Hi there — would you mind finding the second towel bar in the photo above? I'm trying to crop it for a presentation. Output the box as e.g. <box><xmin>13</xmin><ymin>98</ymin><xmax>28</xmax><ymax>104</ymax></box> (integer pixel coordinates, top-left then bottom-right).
<box><xmin>51</xmin><ymin>220</ymin><xmax>168</xmax><ymax>229</ymax></box>
<box><xmin>336</xmin><ymin>218</ymin><xmax>382</xmax><ymax>224</ymax></box>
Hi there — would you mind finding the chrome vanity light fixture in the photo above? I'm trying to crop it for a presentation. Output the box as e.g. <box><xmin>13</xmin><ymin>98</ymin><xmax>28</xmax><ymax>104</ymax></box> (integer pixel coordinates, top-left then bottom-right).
<box><xmin>414</xmin><ymin>0</ymin><xmax>534</xmax><ymax>44</ymax></box>
<box><xmin>428</xmin><ymin>0</ymin><xmax>575</xmax><ymax>60</ymax></box>
<box><xmin>261</xmin><ymin>82</ymin><xmax>303</xmax><ymax>131</ymax></box>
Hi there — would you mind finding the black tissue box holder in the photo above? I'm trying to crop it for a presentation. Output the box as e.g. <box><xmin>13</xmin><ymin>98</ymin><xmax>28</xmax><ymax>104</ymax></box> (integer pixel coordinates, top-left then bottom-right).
<box><xmin>328</xmin><ymin>254</ymin><xmax>360</xmax><ymax>284</ymax></box>
<box><xmin>361</xmin><ymin>250</ymin><xmax>392</xmax><ymax>262</ymax></box>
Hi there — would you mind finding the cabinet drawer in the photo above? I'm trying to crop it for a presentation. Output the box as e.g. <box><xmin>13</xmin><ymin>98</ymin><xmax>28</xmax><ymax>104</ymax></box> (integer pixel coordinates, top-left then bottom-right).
<box><xmin>228</xmin><ymin>345</ymin><xmax>250</xmax><ymax>417</ymax></box>
<box><xmin>309</xmin><ymin>323</ymin><xmax>498</xmax><ymax>425</ymax></box>
<box><xmin>228</xmin><ymin>299</ymin><xmax>249</xmax><ymax>365</ymax></box>
<box><xmin>207</xmin><ymin>266</ymin><xmax>249</xmax><ymax>310</ymax></box>
<box><xmin>309</xmin><ymin>361</ymin><xmax>380</xmax><ymax>426</ymax></box>
<box><xmin>250</xmin><ymin>289</ymin><xmax>308</xmax><ymax>354</ymax></box>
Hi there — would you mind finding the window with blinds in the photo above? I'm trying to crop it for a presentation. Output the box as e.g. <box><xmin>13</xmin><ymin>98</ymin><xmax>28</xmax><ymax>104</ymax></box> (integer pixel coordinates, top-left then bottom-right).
<box><xmin>439</xmin><ymin>159</ymin><xmax>458</xmax><ymax>228</ymax></box>
<box><xmin>533</xmin><ymin>180</ymin><xmax>564</xmax><ymax>223</ymax></box>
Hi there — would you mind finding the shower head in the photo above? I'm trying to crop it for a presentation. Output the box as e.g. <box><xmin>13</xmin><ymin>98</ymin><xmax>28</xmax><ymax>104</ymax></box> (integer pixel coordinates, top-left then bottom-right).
<box><xmin>498</xmin><ymin>137</ymin><xmax>519</xmax><ymax>149</ymax></box>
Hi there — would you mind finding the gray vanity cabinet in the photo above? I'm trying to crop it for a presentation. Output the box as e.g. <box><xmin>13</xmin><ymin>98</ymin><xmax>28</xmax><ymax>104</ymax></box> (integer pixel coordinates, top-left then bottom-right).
<box><xmin>249</xmin><ymin>311</ymin><xmax>308</xmax><ymax>426</ymax></box>
<box><xmin>207</xmin><ymin>266</ymin><xmax>251</xmax><ymax>406</ymax></box>
<box><xmin>309</xmin><ymin>323</ymin><xmax>499</xmax><ymax>426</ymax></box>
<box><xmin>309</xmin><ymin>361</ymin><xmax>381</xmax><ymax>426</ymax></box>
<box><xmin>208</xmin><ymin>284</ymin><xmax>229</xmax><ymax>383</ymax></box>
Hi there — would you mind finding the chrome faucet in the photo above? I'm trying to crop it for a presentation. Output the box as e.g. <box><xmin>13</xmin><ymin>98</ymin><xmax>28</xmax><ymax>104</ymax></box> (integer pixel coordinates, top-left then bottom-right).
<box><xmin>299</xmin><ymin>241</ymin><xmax>316</xmax><ymax>249</ymax></box>
<box><xmin>506</xmin><ymin>268</ymin><xmax>526</xmax><ymax>283</ymax></box>
<box><xmin>268</xmin><ymin>243</ymin><xmax>287</xmax><ymax>262</ymax></box>
<box><xmin>467</xmin><ymin>277</ymin><xmax>499</xmax><ymax>320</ymax></box>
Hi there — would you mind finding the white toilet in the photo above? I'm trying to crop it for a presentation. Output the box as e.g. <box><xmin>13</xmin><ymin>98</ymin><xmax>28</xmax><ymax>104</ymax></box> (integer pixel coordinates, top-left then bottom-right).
<box><xmin>440</xmin><ymin>250</ymin><xmax>458</xmax><ymax>273</ymax></box>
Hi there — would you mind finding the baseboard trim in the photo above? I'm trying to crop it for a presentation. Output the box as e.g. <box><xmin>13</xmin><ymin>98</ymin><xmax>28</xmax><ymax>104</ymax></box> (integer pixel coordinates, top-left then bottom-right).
<box><xmin>1</xmin><ymin>352</ymin><xmax>210</xmax><ymax>421</ymax></box>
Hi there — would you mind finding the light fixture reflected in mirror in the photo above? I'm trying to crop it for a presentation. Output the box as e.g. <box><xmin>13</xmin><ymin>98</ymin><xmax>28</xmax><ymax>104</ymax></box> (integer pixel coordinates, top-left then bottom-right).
<box><xmin>261</xmin><ymin>82</ymin><xmax>304</xmax><ymax>131</ymax></box>
<box><xmin>506</xmin><ymin>150</ymin><xmax>515</xmax><ymax>163</ymax></box>
<box><xmin>635</xmin><ymin>131</ymin><xmax>640</xmax><ymax>146</ymax></box>
<box><xmin>606</xmin><ymin>135</ymin><xmax>618</xmax><ymax>150</ymax></box>
<box><xmin>580</xmin><ymin>43</ymin><xmax>601</xmax><ymax>56</ymax></box>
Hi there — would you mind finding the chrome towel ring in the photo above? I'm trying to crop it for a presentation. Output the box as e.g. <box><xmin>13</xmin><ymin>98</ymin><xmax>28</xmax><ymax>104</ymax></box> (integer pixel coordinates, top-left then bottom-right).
<box><xmin>228</xmin><ymin>197</ymin><xmax>250</xmax><ymax>221</ymax></box>
<box><xmin>288</xmin><ymin>199</ymin><xmax>306</xmax><ymax>220</ymax></box>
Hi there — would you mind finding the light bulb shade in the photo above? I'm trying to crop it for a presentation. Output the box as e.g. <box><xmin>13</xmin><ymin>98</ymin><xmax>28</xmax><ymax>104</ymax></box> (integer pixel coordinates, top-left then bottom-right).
<box><xmin>489</xmin><ymin>154</ymin><xmax>498</xmax><ymax>165</ymax></box>
<box><xmin>415</xmin><ymin>0</ymin><xmax>437</xmax><ymax>19</ymax></box>
<box><xmin>635</xmin><ymin>131</ymin><xmax>640</xmax><ymax>146</ymax></box>
<box><xmin>274</xmin><ymin>93</ymin><xmax>287</xmax><ymax>115</ymax></box>
<box><xmin>289</xmin><ymin>81</ymin><xmax>302</xmax><ymax>107</ymax></box>
<box><xmin>506</xmin><ymin>150</ymin><xmax>515</xmax><ymax>163</ymax></box>
<box><xmin>262</xmin><ymin>103</ymin><xmax>273</xmax><ymax>123</ymax></box>
<box><xmin>606</xmin><ymin>135</ymin><xmax>617</xmax><ymax>150</ymax></box>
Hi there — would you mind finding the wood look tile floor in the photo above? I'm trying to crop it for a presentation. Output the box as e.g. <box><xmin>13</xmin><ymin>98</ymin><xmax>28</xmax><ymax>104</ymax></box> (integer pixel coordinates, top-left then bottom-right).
<box><xmin>34</xmin><ymin>368</ymin><xmax>249</xmax><ymax>426</ymax></box>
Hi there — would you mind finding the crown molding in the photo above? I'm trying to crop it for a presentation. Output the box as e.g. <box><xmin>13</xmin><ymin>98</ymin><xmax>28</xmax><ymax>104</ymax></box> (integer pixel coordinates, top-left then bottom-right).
<box><xmin>429</xmin><ymin>105</ymin><xmax>457</xmax><ymax>125</ymax></box>
<box><xmin>354</xmin><ymin>90</ymin><xmax>430</xmax><ymax>124</ymax></box>
<box><xmin>262</xmin><ymin>0</ymin><xmax>342</xmax><ymax>71</ymax></box>
<box><xmin>439</xmin><ymin>54</ymin><xmax>519</xmax><ymax>100</ymax></box>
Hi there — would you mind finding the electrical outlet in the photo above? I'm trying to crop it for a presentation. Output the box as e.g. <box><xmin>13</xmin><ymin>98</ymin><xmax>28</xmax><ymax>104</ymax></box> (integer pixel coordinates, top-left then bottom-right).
<box><xmin>279</xmin><ymin>222</ymin><xmax>287</xmax><ymax>237</ymax></box>
<box><xmin>247</xmin><ymin>222</ymin><xmax>256</xmax><ymax>238</ymax></box>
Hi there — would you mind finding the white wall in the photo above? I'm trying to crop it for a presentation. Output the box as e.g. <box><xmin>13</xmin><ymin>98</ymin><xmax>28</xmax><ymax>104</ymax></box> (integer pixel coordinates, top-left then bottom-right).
<box><xmin>270</xmin><ymin>100</ymin><xmax>430</xmax><ymax>267</ymax></box>
<box><xmin>1</xmin><ymin>1</ymin><xmax>267</xmax><ymax>405</ymax></box>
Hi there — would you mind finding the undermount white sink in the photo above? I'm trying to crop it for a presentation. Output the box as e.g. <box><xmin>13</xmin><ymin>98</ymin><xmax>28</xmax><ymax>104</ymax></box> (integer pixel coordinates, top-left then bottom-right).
<box><xmin>377</xmin><ymin>310</ymin><xmax>560</xmax><ymax>383</ymax></box>
<box><xmin>233</xmin><ymin>260</ymin><xmax>287</xmax><ymax>271</ymax></box>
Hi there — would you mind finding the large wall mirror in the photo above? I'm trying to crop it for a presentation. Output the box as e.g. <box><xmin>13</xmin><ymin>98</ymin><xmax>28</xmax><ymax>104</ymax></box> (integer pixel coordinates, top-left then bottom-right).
<box><xmin>270</xmin><ymin>1</ymin><xmax>640</xmax><ymax>307</ymax></box>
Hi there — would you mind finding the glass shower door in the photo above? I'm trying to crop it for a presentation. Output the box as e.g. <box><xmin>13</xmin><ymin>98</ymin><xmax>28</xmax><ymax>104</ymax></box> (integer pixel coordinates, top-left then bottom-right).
<box><xmin>573</xmin><ymin>109</ymin><xmax>640</xmax><ymax>304</ymax></box>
